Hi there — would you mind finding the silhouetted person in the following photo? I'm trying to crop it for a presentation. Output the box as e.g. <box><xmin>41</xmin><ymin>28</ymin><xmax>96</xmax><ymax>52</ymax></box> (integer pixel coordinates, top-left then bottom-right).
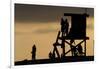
<box><xmin>49</xmin><ymin>52</ymin><xmax>52</xmax><ymax>59</ymax></box>
<box><xmin>61</xmin><ymin>18</ymin><xmax>65</xmax><ymax>35</ymax></box>
<box><xmin>49</xmin><ymin>52</ymin><xmax>56</xmax><ymax>62</ymax></box>
<box><xmin>65</xmin><ymin>19</ymin><xmax>69</xmax><ymax>36</ymax></box>
<box><xmin>72</xmin><ymin>46</ymin><xmax>78</xmax><ymax>56</ymax></box>
<box><xmin>61</xmin><ymin>18</ymin><xmax>69</xmax><ymax>36</ymax></box>
<box><xmin>31</xmin><ymin>44</ymin><xmax>36</xmax><ymax>61</ymax></box>
<box><xmin>70</xmin><ymin>39</ymin><xmax>78</xmax><ymax>56</ymax></box>
<box><xmin>77</xmin><ymin>44</ymin><xmax>83</xmax><ymax>56</ymax></box>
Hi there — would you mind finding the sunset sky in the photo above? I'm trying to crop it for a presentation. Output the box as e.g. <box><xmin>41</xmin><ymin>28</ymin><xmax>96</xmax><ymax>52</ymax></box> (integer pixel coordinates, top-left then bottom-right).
<box><xmin>15</xmin><ymin>4</ymin><xmax>94</xmax><ymax>61</ymax></box>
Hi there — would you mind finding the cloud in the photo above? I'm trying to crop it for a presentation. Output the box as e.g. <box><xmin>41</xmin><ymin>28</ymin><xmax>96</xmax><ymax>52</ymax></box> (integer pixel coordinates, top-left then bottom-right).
<box><xmin>33</xmin><ymin>28</ymin><xmax>58</xmax><ymax>34</ymax></box>
<box><xmin>15</xmin><ymin>28</ymin><xmax>58</xmax><ymax>35</ymax></box>
<box><xmin>15</xmin><ymin>4</ymin><xmax>94</xmax><ymax>23</ymax></box>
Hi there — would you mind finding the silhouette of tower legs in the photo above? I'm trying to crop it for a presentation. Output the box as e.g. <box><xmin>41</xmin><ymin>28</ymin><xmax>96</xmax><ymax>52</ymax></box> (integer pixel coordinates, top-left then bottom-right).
<box><xmin>52</xmin><ymin>31</ymin><xmax>62</xmax><ymax>60</ymax></box>
<box><xmin>51</xmin><ymin>31</ymin><xmax>89</xmax><ymax>62</ymax></box>
<box><xmin>64</xmin><ymin>39</ymin><xmax>89</xmax><ymax>56</ymax></box>
<box><xmin>84</xmin><ymin>40</ymin><xmax>86</xmax><ymax>56</ymax></box>
<box><xmin>61</xmin><ymin>32</ymin><xmax>66</xmax><ymax>58</ymax></box>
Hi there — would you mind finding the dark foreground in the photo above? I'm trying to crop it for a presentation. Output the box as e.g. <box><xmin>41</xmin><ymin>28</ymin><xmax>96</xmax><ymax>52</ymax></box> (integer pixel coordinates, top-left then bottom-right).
<box><xmin>15</xmin><ymin>56</ymin><xmax>94</xmax><ymax>66</ymax></box>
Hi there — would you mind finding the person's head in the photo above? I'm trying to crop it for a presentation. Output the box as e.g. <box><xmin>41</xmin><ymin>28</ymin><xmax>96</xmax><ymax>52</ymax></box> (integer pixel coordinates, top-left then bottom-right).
<box><xmin>33</xmin><ymin>44</ymin><xmax>36</xmax><ymax>48</ymax></box>
<box><xmin>65</xmin><ymin>19</ymin><xmax>68</xmax><ymax>22</ymax></box>
<box><xmin>61</xmin><ymin>17</ymin><xmax>63</xmax><ymax>20</ymax></box>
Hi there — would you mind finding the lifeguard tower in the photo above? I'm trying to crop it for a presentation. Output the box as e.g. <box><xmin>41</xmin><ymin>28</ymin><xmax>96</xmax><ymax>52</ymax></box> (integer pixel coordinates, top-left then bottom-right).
<box><xmin>50</xmin><ymin>13</ymin><xmax>89</xmax><ymax>60</ymax></box>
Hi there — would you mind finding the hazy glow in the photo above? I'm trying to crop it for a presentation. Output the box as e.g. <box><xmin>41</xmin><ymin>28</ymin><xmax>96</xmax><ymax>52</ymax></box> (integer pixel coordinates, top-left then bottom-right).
<box><xmin>15</xmin><ymin>17</ymin><xmax>94</xmax><ymax>61</ymax></box>
<box><xmin>15</xmin><ymin>4</ymin><xmax>94</xmax><ymax>61</ymax></box>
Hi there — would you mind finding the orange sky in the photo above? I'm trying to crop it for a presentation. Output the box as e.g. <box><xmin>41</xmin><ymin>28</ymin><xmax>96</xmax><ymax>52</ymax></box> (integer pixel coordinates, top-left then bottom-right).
<box><xmin>14</xmin><ymin>4</ymin><xmax>94</xmax><ymax>61</ymax></box>
<box><xmin>15</xmin><ymin>17</ymin><xmax>94</xmax><ymax>61</ymax></box>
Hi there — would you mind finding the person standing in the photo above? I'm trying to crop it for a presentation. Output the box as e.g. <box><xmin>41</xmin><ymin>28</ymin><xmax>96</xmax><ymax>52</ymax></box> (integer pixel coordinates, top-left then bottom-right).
<box><xmin>65</xmin><ymin>19</ymin><xmax>69</xmax><ymax>36</ymax></box>
<box><xmin>60</xmin><ymin>18</ymin><xmax>69</xmax><ymax>36</ymax></box>
<box><xmin>31</xmin><ymin>44</ymin><xmax>36</xmax><ymax>61</ymax></box>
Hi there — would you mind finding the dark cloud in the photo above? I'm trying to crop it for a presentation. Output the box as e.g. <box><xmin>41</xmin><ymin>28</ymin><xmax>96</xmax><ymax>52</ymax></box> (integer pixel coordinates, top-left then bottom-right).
<box><xmin>15</xmin><ymin>28</ymin><xmax>58</xmax><ymax>35</ymax></box>
<box><xmin>15</xmin><ymin>3</ymin><xmax>94</xmax><ymax>23</ymax></box>
<box><xmin>32</xmin><ymin>28</ymin><xmax>58</xmax><ymax>34</ymax></box>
